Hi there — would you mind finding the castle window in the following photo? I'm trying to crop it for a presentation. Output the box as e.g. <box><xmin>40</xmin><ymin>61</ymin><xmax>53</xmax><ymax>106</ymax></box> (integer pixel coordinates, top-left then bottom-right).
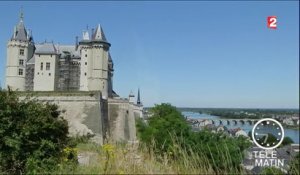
<box><xmin>49</xmin><ymin>73</ymin><xmax>51</xmax><ymax>76</ymax></box>
<box><xmin>19</xmin><ymin>49</ymin><xmax>24</xmax><ymax>56</ymax></box>
<box><xmin>18</xmin><ymin>69</ymin><xmax>23</xmax><ymax>75</ymax></box>
<box><xmin>46</xmin><ymin>62</ymin><xmax>50</xmax><ymax>70</ymax></box>
<box><xmin>51</xmin><ymin>54</ymin><xmax>52</xmax><ymax>57</ymax></box>
<box><xmin>85</xmin><ymin>62</ymin><xmax>87</xmax><ymax>65</ymax></box>
<box><xmin>84</xmin><ymin>72</ymin><xmax>87</xmax><ymax>76</ymax></box>
<box><xmin>19</xmin><ymin>59</ymin><xmax>24</xmax><ymax>66</ymax></box>
<box><xmin>40</xmin><ymin>62</ymin><xmax>43</xmax><ymax>70</ymax></box>
<box><xmin>85</xmin><ymin>54</ymin><xmax>87</xmax><ymax>57</ymax></box>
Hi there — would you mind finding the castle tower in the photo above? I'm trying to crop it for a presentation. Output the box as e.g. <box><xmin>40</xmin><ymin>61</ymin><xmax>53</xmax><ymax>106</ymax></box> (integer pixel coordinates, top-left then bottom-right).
<box><xmin>5</xmin><ymin>10</ymin><xmax>35</xmax><ymax>90</ymax></box>
<box><xmin>79</xmin><ymin>24</ymin><xmax>111</xmax><ymax>98</ymax></box>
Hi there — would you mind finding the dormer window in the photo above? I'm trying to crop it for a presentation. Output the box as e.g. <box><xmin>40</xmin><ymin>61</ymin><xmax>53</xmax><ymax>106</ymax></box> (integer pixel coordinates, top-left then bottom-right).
<box><xmin>19</xmin><ymin>49</ymin><xmax>24</xmax><ymax>56</ymax></box>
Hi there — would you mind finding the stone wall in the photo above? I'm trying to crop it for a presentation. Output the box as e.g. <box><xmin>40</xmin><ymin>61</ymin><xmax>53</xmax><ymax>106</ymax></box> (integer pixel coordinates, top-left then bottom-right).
<box><xmin>18</xmin><ymin>92</ymin><xmax>142</xmax><ymax>144</ymax></box>
<box><xmin>108</xmin><ymin>99</ymin><xmax>142</xmax><ymax>142</ymax></box>
<box><xmin>20</xmin><ymin>93</ymin><xmax>106</xmax><ymax>144</ymax></box>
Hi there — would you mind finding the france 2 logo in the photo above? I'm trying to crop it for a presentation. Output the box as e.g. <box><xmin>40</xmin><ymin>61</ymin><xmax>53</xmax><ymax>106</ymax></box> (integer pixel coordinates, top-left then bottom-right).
<box><xmin>267</xmin><ymin>16</ymin><xmax>277</xmax><ymax>29</ymax></box>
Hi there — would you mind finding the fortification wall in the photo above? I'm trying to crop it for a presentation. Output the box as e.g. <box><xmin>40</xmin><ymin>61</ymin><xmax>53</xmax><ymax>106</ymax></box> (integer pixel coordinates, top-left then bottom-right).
<box><xmin>18</xmin><ymin>93</ymin><xmax>142</xmax><ymax>144</ymax></box>
<box><xmin>19</xmin><ymin>94</ymin><xmax>105</xmax><ymax>144</ymax></box>
<box><xmin>108</xmin><ymin>99</ymin><xmax>142</xmax><ymax>142</ymax></box>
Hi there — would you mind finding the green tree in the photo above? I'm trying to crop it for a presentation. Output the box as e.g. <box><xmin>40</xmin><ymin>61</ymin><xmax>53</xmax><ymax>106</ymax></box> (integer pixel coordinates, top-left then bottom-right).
<box><xmin>281</xmin><ymin>136</ymin><xmax>294</xmax><ymax>146</ymax></box>
<box><xmin>136</xmin><ymin>103</ymin><xmax>251</xmax><ymax>172</ymax></box>
<box><xmin>0</xmin><ymin>89</ymin><xmax>71</xmax><ymax>174</ymax></box>
<box><xmin>139</xmin><ymin>103</ymin><xmax>191</xmax><ymax>153</ymax></box>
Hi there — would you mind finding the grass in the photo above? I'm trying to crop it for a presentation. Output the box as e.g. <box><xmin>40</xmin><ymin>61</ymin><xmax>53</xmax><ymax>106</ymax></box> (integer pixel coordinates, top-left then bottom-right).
<box><xmin>52</xmin><ymin>139</ymin><xmax>249</xmax><ymax>174</ymax></box>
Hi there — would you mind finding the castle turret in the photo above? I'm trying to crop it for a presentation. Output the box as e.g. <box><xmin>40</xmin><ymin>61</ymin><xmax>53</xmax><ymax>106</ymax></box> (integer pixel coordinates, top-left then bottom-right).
<box><xmin>5</xmin><ymin>10</ymin><xmax>35</xmax><ymax>90</ymax></box>
<box><xmin>79</xmin><ymin>24</ymin><xmax>111</xmax><ymax>99</ymax></box>
<box><xmin>129</xmin><ymin>91</ymin><xmax>135</xmax><ymax>103</ymax></box>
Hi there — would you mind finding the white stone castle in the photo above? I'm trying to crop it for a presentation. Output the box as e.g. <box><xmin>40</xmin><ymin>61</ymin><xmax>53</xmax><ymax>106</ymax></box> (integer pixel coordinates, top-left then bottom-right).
<box><xmin>5</xmin><ymin>12</ymin><xmax>116</xmax><ymax>99</ymax></box>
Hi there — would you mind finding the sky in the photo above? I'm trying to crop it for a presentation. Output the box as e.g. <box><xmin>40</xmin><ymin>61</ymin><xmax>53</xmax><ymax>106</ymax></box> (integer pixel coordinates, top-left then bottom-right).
<box><xmin>0</xmin><ymin>1</ymin><xmax>299</xmax><ymax>108</ymax></box>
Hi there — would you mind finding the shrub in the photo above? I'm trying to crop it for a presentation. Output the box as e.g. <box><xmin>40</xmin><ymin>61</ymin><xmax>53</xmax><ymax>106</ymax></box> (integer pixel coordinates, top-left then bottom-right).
<box><xmin>0</xmin><ymin>89</ymin><xmax>72</xmax><ymax>174</ymax></box>
<box><xmin>136</xmin><ymin>103</ymin><xmax>251</xmax><ymax>172</ymax></box>
<box><xmin>281</xmin><ymin>136</ymin><xmax>294</xmax><ymax>146</ymax></box>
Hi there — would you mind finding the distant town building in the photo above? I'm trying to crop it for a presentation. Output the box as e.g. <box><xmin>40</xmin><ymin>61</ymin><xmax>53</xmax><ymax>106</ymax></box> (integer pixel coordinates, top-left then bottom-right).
<box><xmin>199</xmin><ymin>119</ymin><xmax>212</xmax><ymax>127</ymax></box>
<box><xmin>228</xmin><ymin>128</ymin><xmax>248</xmax><ymax>138</ymax></box>
<box><xmin>216</xmin><ymin>124</ymin><xmax>228</xmax><ymax>133</ymax></box>
<box><xmin>204</xmin><ymin>124</ymin><xmax>217</xmax><ymax>133</ymax></box>
<box><xmin>282</xmin><ymin>118</ymin><xmax>294</xmax><ymax>126</ymax></box>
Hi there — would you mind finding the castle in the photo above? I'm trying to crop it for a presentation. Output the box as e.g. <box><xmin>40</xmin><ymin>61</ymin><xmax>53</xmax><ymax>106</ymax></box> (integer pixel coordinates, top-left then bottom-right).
<box><xmin>5</xmin><ymin>11</ymin><xmax>116</xmax><ymax>99</ymax></box>
<box><xmin>4</xmin><ymin>11</ymin><xmax>143</xmax><ymax>144</ymax></box>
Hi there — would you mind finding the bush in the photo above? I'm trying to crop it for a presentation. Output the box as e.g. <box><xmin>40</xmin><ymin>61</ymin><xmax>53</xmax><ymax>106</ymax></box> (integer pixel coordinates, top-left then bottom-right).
<box><xmin>281</xmin><ymin>136</ymin><xmax>294</xmax><ymax>146</ymax></box>
<box><xmin>0</xmin><ymin>89</ymin><xmax>72</xmax><ymax>174</ymax></box>
<box><xmin>137</xmin><ymin>103</ymin><xmax>251</xmax><ymax>172</ymax></box>
<box><xmin>139</xmin><ymin>103</ymin><xmax>191</xmax><ymax>153</ymax></box>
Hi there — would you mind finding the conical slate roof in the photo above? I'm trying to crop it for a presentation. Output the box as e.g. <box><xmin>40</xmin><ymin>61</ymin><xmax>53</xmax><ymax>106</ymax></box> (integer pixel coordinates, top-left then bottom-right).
<box><xmin>93</xmin><ymin>24</ymin><xmax>107</xmax><ymax>42</ymax></box>
<box><xmin>15</xmin><ymin>22</ymin><xmax>28</xmax><ymax>41</ymax></box>
<box><xmin>13</xmin><ymin>12</ymin><xmax>28</xmax><ymax>41</ymax></box>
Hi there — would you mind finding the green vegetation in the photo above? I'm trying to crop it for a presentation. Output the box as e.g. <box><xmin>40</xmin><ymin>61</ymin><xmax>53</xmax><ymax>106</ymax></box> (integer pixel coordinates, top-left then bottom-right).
<box><xmin>1</xmin><ymin>90</ymin><xmax>298</xmax><ymax>174</ymax></box>
<box><xmin>0</xmin><ymin>89</ymin><xmax>77</xmax><ymax>174</ymax></box>
<box><xmin>248</xmin><ymin>130</ymin><xmax>294</xmax><ymax>147</ymax></box>
<box><xmin>289</xmin><ymin>153</ymin><xmax>300</xmax><ymax>175</ymax></box>
<box><xmin>261</xmin><ymin>167</ymin><xmax>285</xmax><ymax>175</ymax></box>
<box><xmin>137</xmin><ymin>103</ymin><xmax>251</xmax><ymax>173</ymax></box>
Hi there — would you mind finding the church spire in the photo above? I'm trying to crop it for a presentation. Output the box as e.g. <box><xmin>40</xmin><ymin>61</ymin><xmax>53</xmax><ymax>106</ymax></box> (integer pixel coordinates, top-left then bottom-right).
<box><xmin>137</xmin><ymin>88</ymin><xmax>141</xmax><ymax>105</ymax></box>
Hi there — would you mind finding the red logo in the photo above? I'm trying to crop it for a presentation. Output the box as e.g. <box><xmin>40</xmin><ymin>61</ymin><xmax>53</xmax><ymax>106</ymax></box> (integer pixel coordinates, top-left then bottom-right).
<box><xmin>267</xmin><ymin>16</ymin><xmax>277</xmax><ymax>29</ymax></box>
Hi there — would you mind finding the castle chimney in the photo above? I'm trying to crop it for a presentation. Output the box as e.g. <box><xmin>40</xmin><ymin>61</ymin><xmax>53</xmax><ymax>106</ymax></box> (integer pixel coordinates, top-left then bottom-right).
<box><xmin>13</xmin><ymin>26</ymin><xmax>17</xmax><ymax>38</ymax></box>
<box><xmin>75</xmin><ymin>36</ymin><xmax>79</xmax><ymax>50</ymax></box>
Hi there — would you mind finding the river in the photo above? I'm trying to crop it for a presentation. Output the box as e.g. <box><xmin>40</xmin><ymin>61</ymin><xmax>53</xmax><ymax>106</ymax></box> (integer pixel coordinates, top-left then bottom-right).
<box><xmin>182</xmin><ymin>111</ymin><xmax>299</xmax><ymax>144</ymax></box>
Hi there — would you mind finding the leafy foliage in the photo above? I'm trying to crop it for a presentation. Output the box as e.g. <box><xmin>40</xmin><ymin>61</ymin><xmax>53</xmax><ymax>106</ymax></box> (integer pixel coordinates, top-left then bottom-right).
<box><xmin>0</xmin><ymin>89</ymin><xmax>72</xmax><ymax>174</ymax></box>
<box><xmin>281</xmin><ymin>136</ymin><xmax>294</xmax><ymax>146</ymax></box>
<box><xmin>137</xmin><ymin>103</ymin><xmax>251</xmax><ymax>172</ymax></box>
<box><xmin>261</xmin><ymin>167</ymin><xmax>285</xmax><ymax>175</ymax></box>
<box><xmin>289</xmin><ymin>153</ymin><xmax>300</xmax><ymax>175</ymax></box>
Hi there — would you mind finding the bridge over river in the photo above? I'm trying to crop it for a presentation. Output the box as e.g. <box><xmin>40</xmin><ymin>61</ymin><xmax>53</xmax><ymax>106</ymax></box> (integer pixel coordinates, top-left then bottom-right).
<box><xmin>186</xmin><ymin>117</ymin><xmax>260</xmax><ymax>127</ymax></box>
